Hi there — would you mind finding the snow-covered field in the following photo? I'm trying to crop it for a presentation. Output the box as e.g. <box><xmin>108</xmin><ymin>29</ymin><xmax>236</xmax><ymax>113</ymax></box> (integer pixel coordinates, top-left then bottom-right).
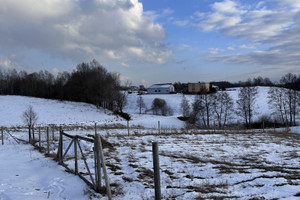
<box><xmin>0</xmin><ymin>139</ymin><xmax>97</xmax><ymax>200</ymax></box>
<box><xmin>0</xmin><ymin>87</ymin><xmax>273</xmax><ymax>129</ymax></box>
<box><xmin>1</xmin><ymin>87</ymin><xmax>300</xmax><ymax>199</ymax></box>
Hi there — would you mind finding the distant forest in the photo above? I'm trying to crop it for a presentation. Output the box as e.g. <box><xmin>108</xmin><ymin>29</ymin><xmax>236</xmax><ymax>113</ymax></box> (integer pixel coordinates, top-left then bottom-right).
<box><xmin>0</xmin><ymin>60</ymin><xmax>126</xmax><ymax>111</ymax></box>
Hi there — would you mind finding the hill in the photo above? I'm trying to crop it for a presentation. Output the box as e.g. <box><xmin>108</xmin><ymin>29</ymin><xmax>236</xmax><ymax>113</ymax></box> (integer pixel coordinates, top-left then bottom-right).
<box><xmin>0</xmin><ymin>87</ymin><xmax>278</xmax><ymax>129</ymax></box>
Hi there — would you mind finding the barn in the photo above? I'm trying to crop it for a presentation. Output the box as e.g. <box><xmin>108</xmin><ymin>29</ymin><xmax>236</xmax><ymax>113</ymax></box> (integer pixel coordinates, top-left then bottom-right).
<box><xmin>147</xmin><ymin>83</ymin><xmax>175</xmax><ymax>94</ymax></box>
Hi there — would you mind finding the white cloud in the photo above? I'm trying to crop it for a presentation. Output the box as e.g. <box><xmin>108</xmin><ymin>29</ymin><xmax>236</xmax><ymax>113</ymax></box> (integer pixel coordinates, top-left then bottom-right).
<box><xmin>239</xmin><ymin>44</ymin><xmax>256</xmax><ymax>49</ymax></box>
<box><xmin>198</xmin><ymin>0</ymin><xmax>245</xmax><ymax>31</ymax></box>
<box><xmin>208</xmin><ymin>48</ymin><xmax>223</xmax><ymax>55</ymax></box>
<box><xmin>121</xmin><ymin>62</ymin><xmax>130</xmax><ymax>68</ymax></box>
<box><xmin>173</xmin><ymin>20</ymin><xmax>190</xmax><ymax>27</ymax></box>
<box><xmin>211</xmin><ymin>0</ymin><xmax>244</xmax><ymax>15</ymax></box>
<box><xmin>198</xmin><ymin>0</ymin><xmax>300</xmax><ymax>71</ymax></box>
<box><xmin>0</xmin><ymin>0</ymin><xmax>171</xmax><ymax>68</ymax></box>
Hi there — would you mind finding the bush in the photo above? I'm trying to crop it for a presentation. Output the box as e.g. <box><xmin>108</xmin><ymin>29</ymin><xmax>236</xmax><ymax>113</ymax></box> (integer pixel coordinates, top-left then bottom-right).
<box><xmin>114</xmin><ymin>111</ymin><xmax>131</xmax><ymax>121</ymax></box>
<box><xmin>252</xmin><ymin>114</ymin><xmax>286</xmax><ymax>129</ymax></box>
<box><xmin>177</xmin><ymin>116</ymin><xmax>190</xmax><ymax>121</ymax></box>
<box><xmin>151</xmin><ymin>98</ymin><xmax>173</xmax><ymax>116</ymax></box>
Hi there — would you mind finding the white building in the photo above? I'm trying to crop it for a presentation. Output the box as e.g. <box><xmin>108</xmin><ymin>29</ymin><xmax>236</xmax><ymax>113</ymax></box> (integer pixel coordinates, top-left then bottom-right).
<box><xmin>147</xmin><ymin>83</ymin><xmax>175</xmax><ymax>94</ymax></box>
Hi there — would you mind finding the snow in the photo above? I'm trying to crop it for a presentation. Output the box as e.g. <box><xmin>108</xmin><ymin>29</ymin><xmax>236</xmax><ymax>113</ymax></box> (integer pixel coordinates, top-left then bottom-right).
<box><xmin>1</xmin><ymin>87</ymin><xmax>300</xmax><ymax>199</ymax></box>
<box><xmin>0</xmin><ymin>87</ymin><xmax>278</xmax><ymax>129</ymax></box>
<box><xmin>0</xmin><ymin>139</ymin><xmax>97</xmax><ymax>200</ymax></box>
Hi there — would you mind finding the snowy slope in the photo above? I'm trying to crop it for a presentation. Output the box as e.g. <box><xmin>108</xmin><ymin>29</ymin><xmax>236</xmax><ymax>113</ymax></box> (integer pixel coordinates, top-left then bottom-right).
<box><xmin>0</xmin><ymin>95</ymin><xmax>117</xmax><ymax>127</ymax></box>
<box><xmin>0</xmin><ymin>87</ymin><xmax>273</xmax><ymax>129</ymax></box>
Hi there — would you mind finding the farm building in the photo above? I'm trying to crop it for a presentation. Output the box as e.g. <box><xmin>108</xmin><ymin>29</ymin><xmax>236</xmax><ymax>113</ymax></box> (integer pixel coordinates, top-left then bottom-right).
<box><xmin>147</xmin><ymin>83</ymin><xmax>175</xmax><ymax>94</ymax></box>
<box><xmin>188</xmin><ymin>82</ymin><xmax>212</xmax><ymax>93</ymax></box>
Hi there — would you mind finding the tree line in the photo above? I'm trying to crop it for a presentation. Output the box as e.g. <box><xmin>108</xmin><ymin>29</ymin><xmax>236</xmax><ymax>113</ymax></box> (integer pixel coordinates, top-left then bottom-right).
<box><xmin>173</xmin><ymin>75</ymin><xmax>300</xmax><ymax>93</ymax></box>
<box><xmin>0</xmin><ymin>60</ymin><xmax>125</xmax><ymax>111</ymax></box>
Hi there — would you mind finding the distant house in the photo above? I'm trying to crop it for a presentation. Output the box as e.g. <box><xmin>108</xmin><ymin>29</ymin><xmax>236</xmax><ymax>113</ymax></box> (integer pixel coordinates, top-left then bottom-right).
<box><xmin>188</xmin><ymin>82</ymin><xmax>212</xmax><ymax>93</ymax></box>
<box><xmin>147</xmin><ymin>83</ymin><xmax>175</xmax><ymax>94</ymax></box>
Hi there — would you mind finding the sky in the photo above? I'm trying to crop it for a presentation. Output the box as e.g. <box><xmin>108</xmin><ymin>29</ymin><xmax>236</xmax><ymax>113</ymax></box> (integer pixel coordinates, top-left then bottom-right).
<box><xmin>0</xmin><ymin>0</ymin><xmax>299</xmax><ymax>86</ymax></box>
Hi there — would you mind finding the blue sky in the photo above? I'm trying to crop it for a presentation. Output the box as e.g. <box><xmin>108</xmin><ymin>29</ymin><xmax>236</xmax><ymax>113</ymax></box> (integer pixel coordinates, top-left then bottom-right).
<box><xmin>0</xmin><ymin>0</ymin><xmax>299</xmax><ymax>86</ymax></box>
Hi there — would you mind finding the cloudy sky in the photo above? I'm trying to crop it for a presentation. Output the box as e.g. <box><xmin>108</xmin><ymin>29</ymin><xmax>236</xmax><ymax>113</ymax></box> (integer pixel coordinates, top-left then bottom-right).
<box><xmin>0</xmin><ymin>0</ymin><xmax>299</xmax><ymax>86</ymax></box>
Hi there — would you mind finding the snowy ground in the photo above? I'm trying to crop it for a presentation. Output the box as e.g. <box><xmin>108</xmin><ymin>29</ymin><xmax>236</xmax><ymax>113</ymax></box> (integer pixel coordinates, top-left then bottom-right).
<box><xmin>0</xmin><ymin>137</ymin><xmax>100</xmax><ymax>200</ymax></box>
<box><xmin>2</xmin><ymin>129</ymin><xmax>300</xmax><ymax>199</ymax></box>
<box><xmin>0</xmin><ymin>87</ymin><xmax>273</xmax><ymax>129</ymax></box>
<box><xmin>1</xmin><ymin>87</ymin><xmax>300</xmax><ymax>199</ymax></box>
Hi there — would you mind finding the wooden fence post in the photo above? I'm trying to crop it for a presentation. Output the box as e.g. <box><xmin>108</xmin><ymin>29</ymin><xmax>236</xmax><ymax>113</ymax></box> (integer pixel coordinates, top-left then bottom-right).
<box><xmin>96</xmin><ymin>134</ymin><xmax>112</xmax><ymax>199</ymax></box>
<box><xmin>74</xmin><ymin>137</ymin><xmax>78</xmax><ymax>175</ymax></box>
<box><xmin>58</xmin><ymin>127</ymin><xmax>63</xmax><ymax>164</ymax></box>
<box><xmin>51</xmin><ymin>126</ymin><xmax>55</xmax><ymax>141</ymax></box>
<box><xmin>94</xmin><ymin>123</ymin><xmax>101</xmax><ymax>190</ymax></box>
<box><xmin>46</xmin><ymin>127</ymin><xmax>50</xmax><ymax>154</ymax></box>
<box><xmin>1</xmin><ymin>128</ymin><xmax>4</xmax><ymax>145</ymax></box>
<box><xmin>127</xmin><ymin>120</ymin><xmax>130</xmax><ymax>136</ymax></box>
<box><xmin>158</xmin><ymin>121</ymin><xmax>161</xmax><ymax>135</ymax></box>
<box><xmin>38</xmin><ymin>127</ymin><xmax>41</xmax><ymax>149</ymax></box>
<box><xmin>152</xmin><ymin>142</ymin><xmax>161</xmax><ymax>200</ymax></box>
<box><xmin>94</xmin><ymin>134</ymin><xmax>101</xmax><ymax>192</ymax></box>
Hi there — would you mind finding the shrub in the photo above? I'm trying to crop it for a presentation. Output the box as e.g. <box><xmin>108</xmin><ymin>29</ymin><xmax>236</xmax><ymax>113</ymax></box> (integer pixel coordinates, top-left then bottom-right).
<box><xmin>151</xmin><ymin>98</ymin><xmax>173</xmax><ymax>116</ymax></box>
<box><xmin>177</xmin><ymin>116</ymin><xmax>190</xmax><ymax>121</ymax></box>
<box><xmin>114</xmin><ymin>111</ymin><xmax>131</xmax><ymax>121</ymax></box>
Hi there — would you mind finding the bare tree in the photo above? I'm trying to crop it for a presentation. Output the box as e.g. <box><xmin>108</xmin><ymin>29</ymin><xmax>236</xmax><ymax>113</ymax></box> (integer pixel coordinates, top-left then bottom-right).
<box><xmin>280</xmin><ymin>73</ymin><xmax>298</xmax><ymax>126</ymax></box>
<box><xmin>136</xmin><ymin>95</ymin><xmax>146</xmax><ymax>114</ymax></box>
<box><xmin>180</xmin><ymin>95</ymin><xmax>190</xmax><ymax>117</ymax></box>
<box><xmin>236</xmin><ymin>86</ymin><xmax>258</xmax><ymax>128</ymax></box>
<box><xmin>191</xmin><ymin>93</ymin><xmax>214</xmax><ymax>128</ymax></box>
<box><xmin>22</xmin><ymin>105</ymin><xmax>38</xmax><ymax>143</ymax></box>
<box><xmin>268</xmin><ymin>87</ymin><xmax>288</xmax><ymax>125</ymax></box>
<box><xmin>212</xmin><ymin>91</ymin><xmax>234</xmax><ymax>129</ymax></box>
<box><xmin>115</xmin><ymin>91</ymin><xmax>128</xmax><ymax>112</ymax></box>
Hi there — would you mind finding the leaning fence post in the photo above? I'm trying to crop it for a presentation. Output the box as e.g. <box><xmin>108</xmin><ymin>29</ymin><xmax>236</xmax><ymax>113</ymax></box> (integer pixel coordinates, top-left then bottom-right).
<box><xmin>97</xmin><ymin>134</ymin><xmax>112</xmax><ymax>199</ymax></box>
<box><xmin>152</xmin><ymin>142</ymin><xmax>161</xmax><ymax>200</ymax></box>
<box><xmin>1</xmin><ymin>128</ymin><xmax>4</xmax><ymax>145</ymax></box>
<box><xmin>46</xmin><ymin>127</ymin><xmax>50</xmax><ymax>154</ymax></box>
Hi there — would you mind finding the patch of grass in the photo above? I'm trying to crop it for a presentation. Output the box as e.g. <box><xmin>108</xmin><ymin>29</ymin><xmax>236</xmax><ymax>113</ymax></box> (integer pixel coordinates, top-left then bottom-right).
<box><xmin>122</xmin><ymin>176</ymin><xmax>134</xmax><ymax>182</ymax></box>
<box><xmin>114</xmin><ymin>111</ymin><xmax>131</xmax><ymax>121</ymax></box>
<box><xmin>294</xmin><ymin>192</ymin><xmax>300</xmax><ymax>197</ymax></box>
<box><xmin>106</xmin><ymin>163</ymin><xmax>121</xmax><ymax>172</ymax></box>
<box><xmin>136</xmin><ymin>167</ymin><xmax>154</xmax><ymax>182</ymax></box>
<box><xmin>129</xmin><ymin>163</ymin><xmax>139</xmax><ymax>168</ymax></box>
<box><xmin>163</xmin><ymin>169</ymin><xmax>174</xmax><ymax>176</ymax></box>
